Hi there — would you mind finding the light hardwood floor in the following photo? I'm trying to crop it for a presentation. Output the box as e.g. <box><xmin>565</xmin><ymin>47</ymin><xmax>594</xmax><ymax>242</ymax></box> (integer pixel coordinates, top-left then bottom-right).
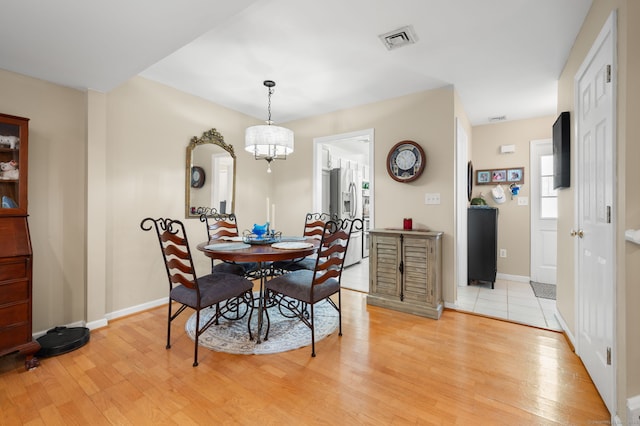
<box><xmin>0</xmin><ymin>290</ymin><xmax>609</xmax><ymax>425</ymax></box>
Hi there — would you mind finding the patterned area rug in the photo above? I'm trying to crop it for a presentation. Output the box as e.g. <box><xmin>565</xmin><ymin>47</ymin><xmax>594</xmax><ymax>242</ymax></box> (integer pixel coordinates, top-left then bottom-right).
<box><xmin>185</xmin><ymin>298</ymin><xmax>339</xmax><ymax>355</ymax></box>
<box><xmin>530</xmin><ymin>281</ymin><xmax>556</xmax><ymax>300</ymax></box>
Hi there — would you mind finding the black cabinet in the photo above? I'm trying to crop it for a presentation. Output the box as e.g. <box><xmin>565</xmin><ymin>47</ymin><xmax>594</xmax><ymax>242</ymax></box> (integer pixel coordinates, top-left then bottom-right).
<box><xmin>468</xmin><ymin>207</ymin><xmax>498</xmax><ymax>289</ymax></box>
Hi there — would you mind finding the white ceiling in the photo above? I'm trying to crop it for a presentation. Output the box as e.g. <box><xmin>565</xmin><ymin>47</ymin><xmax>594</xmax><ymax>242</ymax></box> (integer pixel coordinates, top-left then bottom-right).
<box><xmin>0</xmin><ymin>0</ymin><xmax>592</xmax><ymax>126</ymax></box>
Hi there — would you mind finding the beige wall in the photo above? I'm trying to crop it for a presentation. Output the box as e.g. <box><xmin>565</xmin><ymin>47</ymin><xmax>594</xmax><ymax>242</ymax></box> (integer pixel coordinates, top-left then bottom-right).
<box><xmin>472</xmin><ymin>116</ymin><xmax>555</xmax><ymax>277</ymax></box>
<box><xmin>280</xmin><ymin>86</ymin><xmax>459</xmax><ymax>302</ymax></box>
<box><xmin>623</xmin><ymin>0</ymin><xmax>640</xmax><ymax>405</ymax></box>
<box><xmin>0</xmin><ymin>68</ymin><xmax>86</xmax><ymax>331</ymax></box>
<box><xmin>105</xmin><ymin>77</ymin><xmax>264</xmax><ymax>313</ymax></box>
<box><xmin>556</xmin><ymin>0</ymin><xmax>640</xmax><ymax>420</ymax></box>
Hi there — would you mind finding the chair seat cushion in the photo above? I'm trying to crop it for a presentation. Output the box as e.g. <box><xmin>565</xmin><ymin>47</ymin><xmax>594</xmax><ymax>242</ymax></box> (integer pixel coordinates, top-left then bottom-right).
<box><xmin>273</xmin><ymin>256</ymin><xmax>316</xmax><ymax>272</ymax></box>
<box><xmin>171</xmin><ymin>272</ymin><xmax>253</xmax><ymax>308</ymax></box>
<box><xmin>213</xmin><ymin>261</ymin><xmax>258</xmax><ymax>276</ymax></box>
<box><xmin>266</xmin><ymin>270</ymin><xmax>339</xmax><ymax>304</ymax></box>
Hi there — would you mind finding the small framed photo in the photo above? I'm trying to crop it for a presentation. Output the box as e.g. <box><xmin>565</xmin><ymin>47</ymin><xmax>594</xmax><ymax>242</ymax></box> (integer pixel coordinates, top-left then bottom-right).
<box><xmin>491</xmin><ymin>170</ymin><xmax>506</xmax><ymax>183</ymax></box>
<box><xmin>476</xmin><ymin>170</ymin><xmax>491</xmax><ymax>184</ymax></box>
<box><xmin>507</xmin><ymin>167</ymin><xmax>524</xmax><ymax>183</ymax></box>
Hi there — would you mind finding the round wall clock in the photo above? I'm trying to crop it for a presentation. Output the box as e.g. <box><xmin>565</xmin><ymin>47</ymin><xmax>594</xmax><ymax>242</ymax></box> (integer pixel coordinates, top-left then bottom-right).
<box><xmin>386</xmin><ymin>140</ymin><xmax>426</xmax><ymax>183</ymax></box>
<box><xmin>191</xmin><ymin>166</ymin><xmax>205</xmax><ymax>188</ymax></box>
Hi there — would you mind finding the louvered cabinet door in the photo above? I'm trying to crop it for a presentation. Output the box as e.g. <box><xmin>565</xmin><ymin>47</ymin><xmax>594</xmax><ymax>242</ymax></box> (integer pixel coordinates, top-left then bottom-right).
<box><xmin>369</xmin><ymin>234</ymin><xmax>400</xmax><ymax>297</ymax></box>
<box><xmin>402</xmin><ymin>235</ymin><xmax>433</xmax><ymax>305</ymax></box>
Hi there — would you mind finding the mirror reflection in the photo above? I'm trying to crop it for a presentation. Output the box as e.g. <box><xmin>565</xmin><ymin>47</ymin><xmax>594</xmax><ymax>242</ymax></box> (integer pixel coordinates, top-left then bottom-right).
<box><xmin>185</xmin><ymin>128</ymin><xmax>236</xmax><ymax>218</ymax></box>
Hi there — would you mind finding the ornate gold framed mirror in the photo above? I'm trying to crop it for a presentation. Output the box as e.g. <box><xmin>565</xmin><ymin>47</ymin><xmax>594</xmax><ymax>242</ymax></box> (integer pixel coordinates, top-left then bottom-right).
<box><xmin>185</xmin><ymin>128</ymin><xmax>236</xmax><ymax>218</ymax></box>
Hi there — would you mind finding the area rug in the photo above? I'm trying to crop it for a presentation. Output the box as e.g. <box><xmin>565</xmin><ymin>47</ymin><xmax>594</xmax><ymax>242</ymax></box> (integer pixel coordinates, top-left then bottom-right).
<box><xmin>185</xmin><ymin>298</ymin><xmax>339</xmax><ymax>355</ymax></box>
<box><xmin>530</xmin><ymin>281</ymin><xmax>556</xmax><ymax>300</ymax></box>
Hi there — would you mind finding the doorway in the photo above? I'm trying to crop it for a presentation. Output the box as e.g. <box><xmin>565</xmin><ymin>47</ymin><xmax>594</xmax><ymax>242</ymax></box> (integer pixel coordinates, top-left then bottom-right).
<box><xmin>312</xmin><ymin>129</ymin><xmax>374</xmax><ymax>293</ymax></box>
<box><xmin>530</xmin><ymin>139</ymin><xmax>557</xmax><ymax>285</ymax></box>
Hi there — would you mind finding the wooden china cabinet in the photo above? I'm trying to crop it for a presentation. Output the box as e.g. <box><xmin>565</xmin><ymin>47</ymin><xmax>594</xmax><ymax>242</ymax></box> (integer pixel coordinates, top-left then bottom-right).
<box><xmin>0</xmin><ymin>113</ymin><xmax>39</xmax><ymax>369</ymax></box>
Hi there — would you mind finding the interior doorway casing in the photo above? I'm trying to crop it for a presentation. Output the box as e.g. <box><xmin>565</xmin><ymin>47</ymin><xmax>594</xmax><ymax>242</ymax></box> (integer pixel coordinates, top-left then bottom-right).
<box><xmin>455</xmin><ymin>118</ymin><xmax>469</xmax><ymax>295</ymax></box>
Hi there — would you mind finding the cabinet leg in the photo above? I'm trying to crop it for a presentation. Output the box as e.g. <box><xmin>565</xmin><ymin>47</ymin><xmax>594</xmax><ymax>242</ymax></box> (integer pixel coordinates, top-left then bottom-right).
<box><xmin>25</xmin><ymin>355</ymin><xmax>40</xmax><ymax>370</ymax></box>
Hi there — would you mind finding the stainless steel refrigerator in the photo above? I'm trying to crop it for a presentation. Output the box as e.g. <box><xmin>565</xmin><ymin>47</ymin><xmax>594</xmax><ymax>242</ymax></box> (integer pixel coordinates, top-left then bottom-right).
<box><xmin>329</xmin><ymin>167</ymin><xmax>362</xmax><ymax>267</ymax></box>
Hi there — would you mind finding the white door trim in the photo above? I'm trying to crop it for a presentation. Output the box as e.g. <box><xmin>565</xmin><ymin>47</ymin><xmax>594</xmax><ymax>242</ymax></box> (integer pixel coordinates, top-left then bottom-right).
<box><xmin>455</xmin><ymin>118</ymin><xmax>469</xmax><ymax>291</ymax></box>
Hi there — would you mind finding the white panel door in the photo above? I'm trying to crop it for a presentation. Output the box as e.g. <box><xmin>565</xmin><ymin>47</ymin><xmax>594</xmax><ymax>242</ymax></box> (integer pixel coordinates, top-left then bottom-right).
<box><xmin>575</xmin><ymin>12</ymin><xmax>616</xmax><ymax>414</ymax></box>
<box><xmin>530</xmin><ymin>139</ymin><xmax>557</xmax><ymax>284</ymax></box>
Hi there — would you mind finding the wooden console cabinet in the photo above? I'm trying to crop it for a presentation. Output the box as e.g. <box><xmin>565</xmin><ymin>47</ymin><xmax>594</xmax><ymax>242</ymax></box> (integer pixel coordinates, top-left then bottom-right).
<box><xmin>366</xmin><ymin>229</ymin><xmax>443</xmax><ymax>319</ymax></box>
<box><xmin>0</xmin><ymin>113</ymin><xmax>39</xmax><ymax>369</ymax></box>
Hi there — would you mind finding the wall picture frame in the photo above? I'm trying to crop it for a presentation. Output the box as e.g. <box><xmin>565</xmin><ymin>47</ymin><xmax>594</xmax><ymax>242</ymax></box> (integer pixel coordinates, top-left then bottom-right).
<box><xmin>507</xmin><ymin>167</ymin><xmax>524</xmax><ymax>183</ymax></box>
<box><xmin>491</xmin><ymin>170</ymin><xmax>506</xmax><ymax>182</ymax></box>
<box><xmin>476</xmin><ymin>170</ymin><xmax>491</xmax><ymax>184</ymax></box>
<box><xmin>476</xmin><ymin>167</ymin><xmax>524</xmax><ymax>185</ymax></box>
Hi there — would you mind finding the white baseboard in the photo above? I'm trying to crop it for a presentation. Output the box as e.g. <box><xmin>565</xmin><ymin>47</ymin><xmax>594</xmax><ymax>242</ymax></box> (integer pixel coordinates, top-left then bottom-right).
<box><xmin>33</xmin><ymin>297</ymin><xmax>169</xmax><ymax>338</ymax></box>
<box><xmin>33</xmin><ymin>320</ymin><xmax>87</xmax><ymax>339</ymax></box>
<box><xmin>104</xmin><ymin>296</ymin><xmax>168</xmax><ymax>322</ymax></box>
<box><xmin>444</xmin><ymin>301</ymin><xmax>460</xmax><ymax>310</ymax></box>
<box><xmin>496</xmin><ymin>273</ymin><xmax>530</xmax><ymax>283</ymax></box>
<box><xmin>554</xmin><ymin>308</ymin><xmax>574</xmax><ymax>347</ymax></box>
<box><xmin>627</xmin><ymin>395</ymin><xmax>640</xmax><ymax>424</ymax></box>
<box><xmin>85</xmin><ymin>318</ymin><xmax>108</xmax><ymax>331</ymax></box>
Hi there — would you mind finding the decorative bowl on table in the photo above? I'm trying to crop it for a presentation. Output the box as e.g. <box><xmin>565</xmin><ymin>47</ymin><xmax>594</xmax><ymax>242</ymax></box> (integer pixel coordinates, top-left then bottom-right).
<box><xmin>242</xmin><ymin>228</ymin><xmax>282</xmax><ymax>245</ymax></box>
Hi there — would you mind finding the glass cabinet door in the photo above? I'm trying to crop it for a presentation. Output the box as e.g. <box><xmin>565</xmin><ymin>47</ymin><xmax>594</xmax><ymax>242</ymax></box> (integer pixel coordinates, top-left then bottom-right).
<box><xmin>0</xmin><ymin>113</ymin><xmax>29</xmax><ymax>214</ymax></box>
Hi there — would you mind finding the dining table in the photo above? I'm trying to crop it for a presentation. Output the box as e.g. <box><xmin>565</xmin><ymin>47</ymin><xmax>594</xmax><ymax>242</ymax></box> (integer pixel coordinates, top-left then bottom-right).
<box><xmin>197</xmin><ymin>237</ymin><xmax>319</xmax><ymax>343</ymax></box>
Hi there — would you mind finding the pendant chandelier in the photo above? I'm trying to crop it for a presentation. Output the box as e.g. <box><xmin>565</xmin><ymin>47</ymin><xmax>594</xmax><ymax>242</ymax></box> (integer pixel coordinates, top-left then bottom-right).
<box><xmin>245</xmin><ymin>80</ymin><xmax>294</xmax><ymax>173</ymax></box>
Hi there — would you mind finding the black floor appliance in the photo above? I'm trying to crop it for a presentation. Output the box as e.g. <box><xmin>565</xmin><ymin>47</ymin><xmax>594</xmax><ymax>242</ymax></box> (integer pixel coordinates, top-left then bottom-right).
<box><xmin>36</xmin><ymin>326</ymin><xmax>90</xmax><ymax>358</ymax></box>
<box><xmin>468</xmin><ymin>206</ymin><xmax>498</xmax><ymax>289</ymax></box>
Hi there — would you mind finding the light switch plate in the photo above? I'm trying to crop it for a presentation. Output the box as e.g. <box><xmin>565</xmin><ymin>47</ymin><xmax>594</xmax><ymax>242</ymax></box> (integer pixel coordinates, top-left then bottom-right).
<box><xmin>518</xmin><ymin>196</ymin><xmax>528</xmax><ymax>206</ymax></box>
<box><xmin>424</xmin><ymin>193</ymin><xmax>441</xmax><ymax>204</ymax></box>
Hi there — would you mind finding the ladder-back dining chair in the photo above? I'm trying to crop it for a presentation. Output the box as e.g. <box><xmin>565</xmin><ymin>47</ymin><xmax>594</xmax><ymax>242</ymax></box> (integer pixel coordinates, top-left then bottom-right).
<box><xmin>140</xmin><ymin>217</ymin><xmax>254</xmax><ymax>366</ymax></box>
<box><xmin>266</xmin><ymin>218</ymin><xmax>360</xmax><ymax>356</ymax></box>
<box><xmin>272</xmin><ymin>212</ymin><xmax>333</xmax><ymax>274</ymax></box>
<box><xmin>200</xmin><ymin>211</ymin><xmax>258</xmax><ymax>277</ymax></box>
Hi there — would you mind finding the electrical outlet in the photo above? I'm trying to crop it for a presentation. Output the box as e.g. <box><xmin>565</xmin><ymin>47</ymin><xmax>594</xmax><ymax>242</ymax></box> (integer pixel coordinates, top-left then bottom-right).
<box><xmin>500</xmin><ymin>249</ymin><xmax>507</xmax><ymax>258</ymax></box>
<box><xmin>518</xmin><ymin>196</ymin><xmax>528</xmax><ymax>206</ymax></box>
<box><xmin>424</xmin><ymin>193</ymin><xmax>441</xmax><ymax>205</ymax></box>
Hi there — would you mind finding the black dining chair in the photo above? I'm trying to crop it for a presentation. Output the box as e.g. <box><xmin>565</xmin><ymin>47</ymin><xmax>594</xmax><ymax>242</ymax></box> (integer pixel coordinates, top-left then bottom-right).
<box><xmin>200</xmin><ymin>210</ymin><xmax>259</xmax><ymax>277</ymax></box>
<box><xmin>265</xmin><ymin>218</ymin><xmax>360</xmax><ymax>357</ymax></box>
<box><xmin>272</xmin><ymin>212</ymin><xmax>333</xmax><ymax>274</ymax></box>
<box><xmin>140</xmin><ymin>217</ymin><xmax>254</xmax><ymax>366</ymax></box>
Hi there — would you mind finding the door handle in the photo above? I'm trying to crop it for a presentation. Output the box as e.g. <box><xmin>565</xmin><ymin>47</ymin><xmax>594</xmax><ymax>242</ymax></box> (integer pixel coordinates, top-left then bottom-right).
<box><xmin>570</xmin><ymin>229</ymin><xmax>584</xmax><ymax>238</ymax></box>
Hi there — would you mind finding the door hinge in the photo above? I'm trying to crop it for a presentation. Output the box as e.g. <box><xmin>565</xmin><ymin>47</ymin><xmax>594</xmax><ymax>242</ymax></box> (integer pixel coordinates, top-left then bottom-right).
<box><xmin>606</xmin><ymin>205</ymin><xmax>612</xmax><ymax>223</ymax></box>
<box><xmin>606</xmin><ymin>64</ymin><xmax>612</xmax><ymax>83</ymax></box>
<box><xmin>606</xmin><ymin>347</ymin><xmax>612</xmax><ymax>365</ymax></box>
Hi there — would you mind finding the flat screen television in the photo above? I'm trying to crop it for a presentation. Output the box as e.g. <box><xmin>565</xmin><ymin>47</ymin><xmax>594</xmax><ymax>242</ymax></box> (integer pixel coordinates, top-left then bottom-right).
<box><xmin>553</xmin><ymin>111</ymin><xmax>570</xmax><ymax>189</ymax></box>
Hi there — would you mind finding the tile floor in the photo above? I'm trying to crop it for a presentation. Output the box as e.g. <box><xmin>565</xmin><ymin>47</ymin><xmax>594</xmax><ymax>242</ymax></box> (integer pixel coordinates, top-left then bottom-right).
<box><xmin>456</xmin><ymin>279</ymin><xmax>561</xmax><ymax>331</ymax></box>
<box><xmin>340</xmin><ymin>257</ymin><xmax>370</xmax><ymax>293</ymax></box>
<box><xmin>341</xmin><ymin>258</ymin><xmax>561</xmax><ymax>331</ymax></box>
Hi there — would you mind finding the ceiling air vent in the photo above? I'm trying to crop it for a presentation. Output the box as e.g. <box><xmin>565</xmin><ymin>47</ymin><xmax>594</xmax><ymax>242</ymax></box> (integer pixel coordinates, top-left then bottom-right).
<box><xmin>488</xmin><ymin>115</ymin><xmax>507</xmax><ymax>122</ymax></box>
<box><xmin>379</xmin><ymin>25</ymin><xmax>418</xmax><ymax>51</ymax></box>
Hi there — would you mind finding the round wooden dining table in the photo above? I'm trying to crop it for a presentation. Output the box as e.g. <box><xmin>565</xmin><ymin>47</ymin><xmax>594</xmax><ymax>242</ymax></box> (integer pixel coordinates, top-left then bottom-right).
<box><xmin>197</xmin><ymin>238</ymin><xmax>319</xmax><ymax>343</ymax></box>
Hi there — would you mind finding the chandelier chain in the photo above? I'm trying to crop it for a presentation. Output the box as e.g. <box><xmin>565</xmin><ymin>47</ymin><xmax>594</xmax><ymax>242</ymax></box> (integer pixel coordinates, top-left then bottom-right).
<box><xmin>267</xmin><ymin>87</ymin><xmax>273</xmax><ymax>124</ymax></box>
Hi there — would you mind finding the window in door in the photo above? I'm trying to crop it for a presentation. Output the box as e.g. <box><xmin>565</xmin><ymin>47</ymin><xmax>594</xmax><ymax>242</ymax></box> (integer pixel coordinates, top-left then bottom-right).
<box><xmin>540</xmin><ymin>154</ymin><xmax>557</xmax><ymax>219</ymax></box>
